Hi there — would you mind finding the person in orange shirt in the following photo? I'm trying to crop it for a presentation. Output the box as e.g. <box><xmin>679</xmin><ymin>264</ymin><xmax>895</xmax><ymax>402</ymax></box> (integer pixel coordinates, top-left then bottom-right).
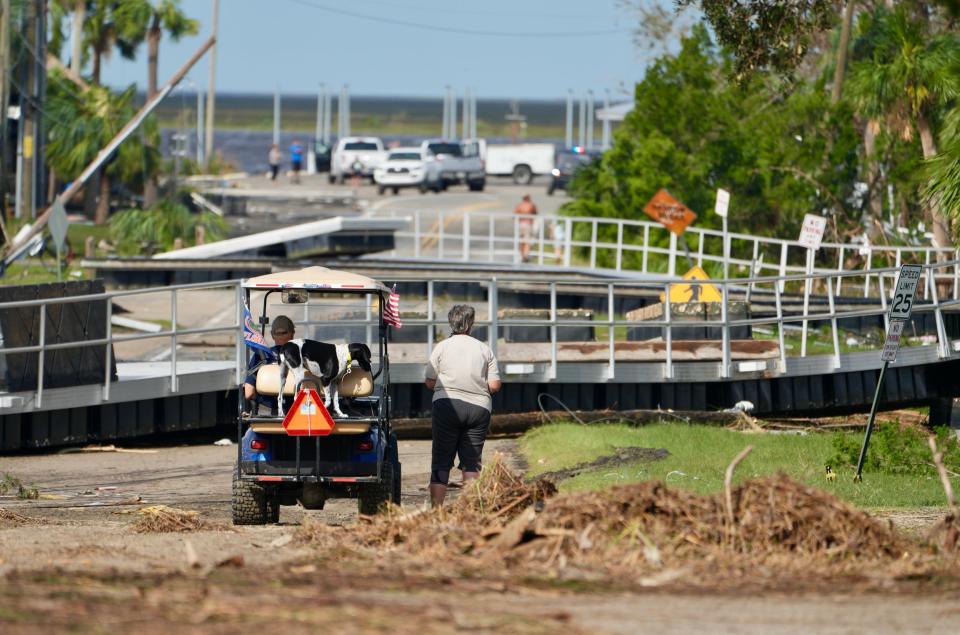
<box><xmin>513</xmin><ymin>194</ymin><xmax>537</xmax><ymax>263</ymax></box>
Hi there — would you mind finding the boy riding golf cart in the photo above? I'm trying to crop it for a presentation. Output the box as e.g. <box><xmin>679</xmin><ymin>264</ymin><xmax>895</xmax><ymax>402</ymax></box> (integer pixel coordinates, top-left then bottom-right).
<box><xmin>233</xmin><ymin>266</ymin><xmax>401</xmax><ymax>525</ymax></box>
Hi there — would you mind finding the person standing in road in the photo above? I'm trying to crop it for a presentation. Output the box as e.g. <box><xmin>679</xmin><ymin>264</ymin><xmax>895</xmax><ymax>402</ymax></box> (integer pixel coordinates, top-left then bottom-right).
<box><xmin>514</xmin><ymin>194</ymin><xmax>538</xmax><ymax>263</ymax></box>
<box><xmin>425</xmin><ymin>305</ymin><xmax>501</xmax><ymax>507</ymax></box>
<box><xmin>289</xmin><ymin>139</ymin><xmax>304</xmax><ymax>184</ymax></box>
<box><xmin>268</xmin><ymin>143</ymin><xmax>282</xmax><ymax>181</ymax></box>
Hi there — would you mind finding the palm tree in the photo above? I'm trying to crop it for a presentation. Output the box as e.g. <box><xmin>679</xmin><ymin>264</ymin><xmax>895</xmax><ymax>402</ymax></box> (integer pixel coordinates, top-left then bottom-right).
<box><xmin>45</xmin><ymin>81</ymin><xmax>154</xmax><ymax>224</ymax></box>
<box><xmin>82</xmin><ymin>0</ymin><xmax>146</xmax><ymax>84</ymax></box>
<box><xmin>849</xmin><ymin>5</ymin><xmax>960</xmax><ymax>248</ymax></box>
<box><xmin>114</xmin><ymin>0</ymin><xmax>197</xmax><ymax>206</ymax></box>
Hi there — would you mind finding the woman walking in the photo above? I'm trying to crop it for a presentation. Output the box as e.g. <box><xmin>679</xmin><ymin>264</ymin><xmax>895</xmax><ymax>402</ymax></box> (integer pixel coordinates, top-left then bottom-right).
<box><xmin>424</xmin><ymin>305</ymin><xmax>501</xmax><ymax>506</ymax></box>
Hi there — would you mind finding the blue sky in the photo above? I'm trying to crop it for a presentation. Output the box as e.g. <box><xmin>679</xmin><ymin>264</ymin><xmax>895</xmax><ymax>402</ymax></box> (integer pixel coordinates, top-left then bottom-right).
<box><xmin>97</xmin><ymin>0</ymin><xmax>683</xmax><ymax>100</ymax></box>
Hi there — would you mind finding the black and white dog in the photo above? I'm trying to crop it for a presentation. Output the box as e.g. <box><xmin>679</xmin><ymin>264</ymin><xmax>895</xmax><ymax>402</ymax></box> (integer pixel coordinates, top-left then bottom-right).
<box><xmin>278</xmin><ymin>340</ymin><xmax>372</xmax><ymax>418</ymax></box>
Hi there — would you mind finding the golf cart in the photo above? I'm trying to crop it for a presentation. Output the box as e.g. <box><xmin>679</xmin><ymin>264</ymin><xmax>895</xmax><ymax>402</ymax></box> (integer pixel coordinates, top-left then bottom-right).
<box><xmin>233</xmin><ymin>266</ymin><xmax>400</xmax><ymax>525</ymax></box>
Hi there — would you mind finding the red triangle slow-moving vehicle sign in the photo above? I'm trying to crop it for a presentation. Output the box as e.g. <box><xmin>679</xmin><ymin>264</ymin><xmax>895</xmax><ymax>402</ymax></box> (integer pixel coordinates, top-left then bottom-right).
<box><xmin>282</xmin><ymin>389</ymin><xmax>336</xmax><ymax>436</ymax></box>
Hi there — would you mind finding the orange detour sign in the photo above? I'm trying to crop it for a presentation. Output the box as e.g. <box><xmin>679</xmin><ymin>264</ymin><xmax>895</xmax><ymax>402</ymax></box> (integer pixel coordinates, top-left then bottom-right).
<box><xmin>282</xmin><ymin>389</ymin><xmax>335</xmax><ymax>436</ymax></box>
<box><xmin>643</xmin><ymin>188</ymin><xmax>697</xmax><ymax>235</ymax></box>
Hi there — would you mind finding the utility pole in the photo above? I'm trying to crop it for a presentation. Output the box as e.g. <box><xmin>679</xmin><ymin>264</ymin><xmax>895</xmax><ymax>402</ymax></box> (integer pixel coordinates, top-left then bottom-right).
<box><xmin>462</xmin><ymin>87</ymin><xmax>469</xmax><ymax>139</ymax></box>
<box><xmin>601</xmin><ymin>89</ymin><xmax>611</xmax><ymax>150</ymax></box>
<box><xmin>34</xmin><ymin>0</ymin><xmax>46</xmax><ymax>209</ymax></box>
<box><xmin>323</xmin><ymin>90</ymin><xmax>331</xmax><ymax>144</ymax></box>
<box><xmin>505</xmin><ymin>100</ymin><xmax>525</xmax><ymax>144</ymax></box>
<box><xmin>204</xmin><ymin>0</ymin><xmax>220</xmax><ymax>165</ymax></box>
<box><xmin>272</xmin><ymin>84</ymin><xmax>280</xmax><ymax>145</ymax></box>
<box><xmin>70</xmin><ymin>0</ymin><xmax>84</xmax><ymax>75</ymax></box>
<box><xmin>18</xmin><ymin>0</ymin><xmax>36</xmax><ymax>219</ymax></box>
<box><xmin>315</xmin><ymin>83</ymin><xmax>324</xmax><ymax>143</ymax></box>
<box><xmin>442</xmin><ymin>85</ymin><xmax>450</xmax><ymax>138</ymax></box>
<box><xmin>0</xmin><ymin>0</ymin><xmax>11</xmax><ymax>215</ymax></box>
<box><xmin>578</xmin><ymin>92</ymin><xmax>586</xmax><ymax>148</ymax></box>
<box><xmin>565</xmin><ymin>90</ymin><xmax>573</xmax><ymax>148</ymax></box>
<box><xmin>196</xmin><ymin>88</ymin><xmax>204</xmax><ymax>164</ymax></box>
<box><xmin>471</xmin><ymin>90</ymin><xmax>477</xmax><ymax>139</ymax></box>
<box><xmin>586</xmin><ymin>90</ymin><xmax>594</xmax><ymax>151</ymax></box>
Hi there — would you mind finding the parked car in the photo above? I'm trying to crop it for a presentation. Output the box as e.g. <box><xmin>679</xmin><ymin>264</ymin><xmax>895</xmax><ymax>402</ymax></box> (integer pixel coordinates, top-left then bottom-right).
<box><xmin>420</xmin><ymin>139</ymin><xmax>485</xmax><ymax>192</ymax></box>
<box><xmin>330</xmin><ymin>137</ymin><xmax>385</xmax><ymax>184</ymax></box>
<box><xmin>313</xmin><ymin>140</ymin><xmax>333</xmax><ymax>173</ymax></box>
<box><xmin>465</xmin><ymin>139</ymin><xmax>555</xmax><ymax>184</ymax></box>
<box><xmin>373</xmin><ymin>147</ymin><xmax>426</xmax><ymax>195</ymax></box>
<box><xmin>547</xmin><ymin>148</ymin><xmax>600</xmax><ymax>195</ymax></box>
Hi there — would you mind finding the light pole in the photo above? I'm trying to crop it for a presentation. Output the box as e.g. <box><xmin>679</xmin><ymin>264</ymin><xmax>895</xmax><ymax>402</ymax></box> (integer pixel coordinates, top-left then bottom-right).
<box><xmin>204</xmin><ymin>0</ymin><xmax>219</xmax><ymax>165</ymax></box>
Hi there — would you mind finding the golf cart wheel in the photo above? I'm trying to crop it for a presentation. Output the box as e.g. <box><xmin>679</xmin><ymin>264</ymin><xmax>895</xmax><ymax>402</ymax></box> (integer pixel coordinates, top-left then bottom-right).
<box><xmin>377</xmin><ymin>185</ymin><xmax>386</xmax><ymax>195</ymax></box>
<box><xmin>232</xmin><ymin>466</ymin><xmax>277</xmax><ymax>525</ymax></box>
<box><xmin>358</xmin><ymin>461</ymin><xmax>395</xmax><ymax>515</ymax></box>
<box><xmin>392</xmin><ymin>187</ymin><xmax>400</xmax><ymax>195</ymax></box>
<box><xmin>327</xmin><ymin>174</ymin><xmax>335</xmax><ymax>184</ymax></box>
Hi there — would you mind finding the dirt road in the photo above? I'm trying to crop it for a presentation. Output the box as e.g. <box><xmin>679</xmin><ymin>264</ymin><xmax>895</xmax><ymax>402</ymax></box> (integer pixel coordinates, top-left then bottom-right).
<box><xmin>1</xmin><ymin>440</ymin><xmax>958</xmax><ymax>633</ymax></box>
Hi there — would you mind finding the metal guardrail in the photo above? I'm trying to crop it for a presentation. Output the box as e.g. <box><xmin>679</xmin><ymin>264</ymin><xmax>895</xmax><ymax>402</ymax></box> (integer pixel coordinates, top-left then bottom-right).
<box><xmin>0</xmin><ymin>279</ymin><xmax>244</xmax><ymax>409</ymax></box>
<box><xmin>3</xmin><ymin>260</ymin><xmax>959</xmax><ymax>413</ymax></box>
<box><xmin>375</xmin><ymin>208</ymin><xmax>960</xmax><ymax>298</ymax></box>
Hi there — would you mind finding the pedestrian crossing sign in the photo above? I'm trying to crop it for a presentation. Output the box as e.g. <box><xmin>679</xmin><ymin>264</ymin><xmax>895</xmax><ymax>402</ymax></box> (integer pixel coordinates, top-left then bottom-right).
<box><xmin>282</xmin><ymin>389</ymin><xmax>335</xmax><ymax>436</ymax></box>
<box><xmin>660</xmin><ymin>266</ymin><xmax>723</xmax><ymax>303</ymax></box>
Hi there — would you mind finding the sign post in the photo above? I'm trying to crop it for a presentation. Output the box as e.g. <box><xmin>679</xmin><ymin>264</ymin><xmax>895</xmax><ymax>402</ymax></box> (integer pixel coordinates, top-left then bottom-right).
<box><xmin>715</xmin><ymin>188</ymin><xmax>730</xmax><ymax>280</ymax></box>
<box><xmin>797</xmin><ymin>214</ymin><xmax>827</xmax><ymax>357</ymax></box>
<box><xmin>48</xmin><ymin>199</ymin><xmax>68</xmax><ymax>282</ymax></box>
<box><xmin>854</xmin><ymin>264</ymin><xmax>922</xmax><ymax>481</ymax></box>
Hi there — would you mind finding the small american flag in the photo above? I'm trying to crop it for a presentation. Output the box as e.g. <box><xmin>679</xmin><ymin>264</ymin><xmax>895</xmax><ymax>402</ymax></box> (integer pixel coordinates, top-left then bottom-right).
<box><xmin>384</xmin><ymin>286</ymin><xmax>402</xmax><ymax>328</ymax></box>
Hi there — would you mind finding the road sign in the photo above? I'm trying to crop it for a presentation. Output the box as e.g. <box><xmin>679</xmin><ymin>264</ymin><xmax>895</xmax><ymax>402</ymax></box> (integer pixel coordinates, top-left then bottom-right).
<box><xmin>715</xmin><ymin>188</ymin><xmax>730</xmax><ymax>218</ymax></box>
<box><xmin>889</xmin><ymin>264</ymin><xmax>922</xmax><ymax>321</ymax></box>
<box><xmin>659</xmin><ymin>266</ymin><xmax>723</xmax><ymax>303</ymax></box>
<box><xmin>881</xmin><ymin>319</ymin><xmax>906</xmax><ymax>362</ymax></box>
<box><xmin>798</xmin><ymin>214</ymin><xmax>827</xmax><ymax>251</ymax></box>
<box><xmin>643</xmin><ymin>189</ymin><xmax>697</xmax><ymax>235</ymax></box>
<box><xmin>282</xmin><ymin>389</ymin><xmax>335</xmax><ymax>436</ymax></box>
<box><xmin>48</xmin><ymin>199</ymin><xmax>68</xmax><ymax>252</ymax></box>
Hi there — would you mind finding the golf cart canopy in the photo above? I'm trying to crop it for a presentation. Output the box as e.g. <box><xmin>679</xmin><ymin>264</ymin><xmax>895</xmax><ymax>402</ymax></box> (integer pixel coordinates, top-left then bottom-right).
<box><xmin>242</xmin><ymin>266</ymin><xmax>389</xmax><ymax>293</ymax></box>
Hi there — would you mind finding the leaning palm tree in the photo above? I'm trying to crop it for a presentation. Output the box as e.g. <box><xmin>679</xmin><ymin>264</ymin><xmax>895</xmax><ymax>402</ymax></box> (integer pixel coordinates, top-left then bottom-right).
<box><xmin>848</xmin><ymin>5</ymin><xmax>960</xmax><ymax>249</ymax></box>
<box><xmin>45</xmin><ymin>81</ymin><xmax>154</xmax><ymax>225</ymax></box>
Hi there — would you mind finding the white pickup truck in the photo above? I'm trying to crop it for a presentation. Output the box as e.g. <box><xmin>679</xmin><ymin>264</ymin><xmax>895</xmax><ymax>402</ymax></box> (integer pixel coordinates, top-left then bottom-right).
<box><xmin>465</xmin><ymin>140</ymin><xmax>555</xmax><ymax>184</ymax></box>
<box><xmin>329</xmin><ymin>137</ymin><xmax>386</xmax><ymax>184</ymax></box>
<box><xmin>420</xmin><ymin>139</ymin><xmax>485</xmax><ymax>192</ymax></box>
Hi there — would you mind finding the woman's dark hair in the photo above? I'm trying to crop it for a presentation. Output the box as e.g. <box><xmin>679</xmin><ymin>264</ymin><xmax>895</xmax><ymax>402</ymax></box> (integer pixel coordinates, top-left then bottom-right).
<box><xmin>447</xmin><ymin>304</ymin><xmax>475</xmax><ymax>335</ymax></box>
<box><xmin>271</xmin><ymin>314</ymin><xmax>295</xmax><ymax>336</ymax></box>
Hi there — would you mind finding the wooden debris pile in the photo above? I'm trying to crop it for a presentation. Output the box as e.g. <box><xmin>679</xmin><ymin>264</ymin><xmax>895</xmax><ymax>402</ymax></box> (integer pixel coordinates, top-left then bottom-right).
<box><xmin>130</xmin><ymin>505</ymin><xmax>216</xmax><ymax>533</ymax></box>
<box><xmin>0</xmin><ymin>508</ymin><xmax>40</xmax><ymax>528</ymax></box>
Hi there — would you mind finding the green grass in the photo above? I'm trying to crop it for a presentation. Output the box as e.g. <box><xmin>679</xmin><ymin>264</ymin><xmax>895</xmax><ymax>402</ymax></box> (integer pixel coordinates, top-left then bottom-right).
<box><xmin>519</xmin><ymin>422</ymin><xmax>956</xmax><ymax>508</ymax></box>
<box><xmin>2</xmin><ymin>260</ymin><xmax>90</xmax><ymax>285</ymax></box>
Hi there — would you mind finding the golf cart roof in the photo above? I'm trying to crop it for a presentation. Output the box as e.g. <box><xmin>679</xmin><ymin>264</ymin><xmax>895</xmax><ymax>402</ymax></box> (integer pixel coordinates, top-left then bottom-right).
<box><xmin>242</xmin><ymin>266</ymin><xmax>389</xmax><ymax>293</ymax></box>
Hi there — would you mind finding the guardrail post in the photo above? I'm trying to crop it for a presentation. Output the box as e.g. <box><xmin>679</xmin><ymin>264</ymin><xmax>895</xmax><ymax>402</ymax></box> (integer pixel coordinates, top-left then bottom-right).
<box><xmin>778</xmin><ymin>243</ymin><xmax>788</xmax><ymax>292</ymax></box>
<box><xmin>489</xmin><ymin>277</ymin><xmax>498</xmax><ymax>358</ymax></box>
<box><xmin>668</xmin><ymin>233</ymin><xmax>677</xmax><ymax>277</ymax></box>
<box><xmin>770</xmin><ymin>279</ymin><xmax>787</xmax><ymax>373</ymax></box>
<box><xmin>590</xmin><ymin>220</ymin><xmax>598</xmax><ymax>269</ymax></box>
<box><xmin>414</xmin><ymin>212</ymin><xmax>421</xmax><ymax>259</ymax></box>
<box><xmin>697</xmin><ymin>232</ymin><xmax>704</xmax><ymax>268</ymax></box>
<box><xmin>513</xmin><ymin>215</ymin><xmax>520</xmax><ymax>264</ymax></box>
<box><xmin>235</xmin><ymin>284</ymin><xmax>244</xmax><ymax>385</ymax></box>
<box><xmin>642</xmin><ymin>225</ymin><xmax>650</xmax><ymax>273</ymax></box>
<box><xmin>427</xmin><ymin>279</ymin><xmax>435</xmax><ymax>361</ymax></box>
<box><xmin>488</xmin><ymin>214</ymin><xmax>495</xmax><ymax>262</ymax></box>
<box><xmin>462</xmin><ymin>212</ymin><xmax>470</xmax><ymax>261</ymax></box>
<box><xmin>863</xmin><ymin>246</ymin><xmax>872</xmax><ymax>298</ymax></box>
<box><xmin>720</xmin><ymin>284</ymin><xmax>730</xmax><ymax>378</ymax></box>
<box><xmin>36</xmin><ymin>304</ymin><xmax>46</xmax><ymax>408</ymax></box>
<box><xmin>878</xmin><ymin>273</ymin><xmax>889</xmax><ymax>333</ymax></box>
<box><xmin>549</xmin><ymin>282</ymin><xmax>557</xmax><ymax>380</ymax></box>
<box><xmin>836</xmin><ymin>246</ymin><xmax>845</xmax><ymax>296</ymax></box>
<box><xmin>563</xmin><ymin>218</ymin><xmax>572</xmax><ymax>268</ymax></box>
<box><xmin>170</xmin><ymin>289</ymin><xmax>178</xmax><ymax>393</ymax></box>
<box><xmin>537</xmin><ymin>216</ymin><xmax>545</xmax><ymax>265</ymax></box>
<box><xmin>607</xmin><ymin>283</ymin><xmax>615</xmax><ymax>379</ymax></box>
<box><xmin>800</xmin><ymin>248</ymin><xmax>813</xmax><ymax>358</ymax></box>
<box><xmin>927</xmin><ymin>266</ymin><xmax>950</xmax><ymax>359</ymax></box>
<box><xmin>438</xmin><ymin>211</ymin><xmax>445</xmax><ymax>259</ymax></box>
<box><xmin>827</xmin><ymin>275</ymin><xmax>841</xmax><ymax>369</ymax></box>
<box><xmin>104</xmin><ymin>296</ymin><xmax>113</xmax><ymax>401</ymax></box>
<box><xmin>664</xmin><ymin>284</ymin><xmax>673</xmax><ymax>380</ymax></box>
<box><xmin>615</xmin><ymin>222</ymin><xmax>624</xmax><ymax>271</ymax></box>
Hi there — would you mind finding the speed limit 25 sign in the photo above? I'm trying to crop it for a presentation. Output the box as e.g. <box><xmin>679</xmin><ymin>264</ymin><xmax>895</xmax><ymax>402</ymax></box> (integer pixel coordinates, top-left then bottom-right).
<box><xmin>889</xmin><ymin>264</ymin><xmax>922</xmax><ymax>320</ymax></box>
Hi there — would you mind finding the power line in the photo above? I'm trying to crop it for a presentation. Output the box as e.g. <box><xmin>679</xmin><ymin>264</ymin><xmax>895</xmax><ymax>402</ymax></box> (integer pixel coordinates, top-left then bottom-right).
<box><xmin>282</xmin><ymin>0</ymin><xmax>631</xmax><ymax>37</ymax></box>
<box><xmin>346</xmin><ymin>0</ymin><xmax>617</xmax><ymax>21</ymax></box>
